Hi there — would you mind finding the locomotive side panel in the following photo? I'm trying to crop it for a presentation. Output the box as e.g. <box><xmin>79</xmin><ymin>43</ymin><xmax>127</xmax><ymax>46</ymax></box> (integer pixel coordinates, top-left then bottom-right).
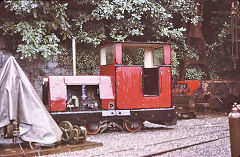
<box><xmin>116</xmin><ymin>66</ymin><xmax>171</xmax><ymax>109</ymax></box>
<box><xmin>100</xmin><ymin>65</ymin><xmax>116</xmax><ymax>110</ymax></box>
<box><xmin>142</xmin><ymin>67</ymin><xmax>171</xmax><ymax>108</ymax></box>
<box><xmin>158</xmin><ymin>67</ymin><xmax>171</xmax><ymax>107</ymax></box>
<box><xmin>116</xmin><ymin>66</ymin><xmax>143</xmax><ymax>109</ymax></box>
<box><xmin>48</xmin><ymin>76</ymin><xmax>67</xmax><ymax>111</ymax></box>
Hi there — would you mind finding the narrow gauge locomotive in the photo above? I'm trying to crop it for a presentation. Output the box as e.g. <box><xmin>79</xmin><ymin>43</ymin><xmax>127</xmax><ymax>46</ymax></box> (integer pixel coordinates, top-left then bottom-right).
<box><xmin>42</xmin><ymin>42</ymin><xmax>176</xmax><ymax>134</ymax></box>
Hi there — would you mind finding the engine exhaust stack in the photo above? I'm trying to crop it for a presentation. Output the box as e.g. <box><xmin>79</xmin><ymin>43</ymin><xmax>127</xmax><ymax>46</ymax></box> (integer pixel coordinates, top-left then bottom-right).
<box><xmin>72</xmin><ymin>37</ymin><xmax>77</xmax><ymax>76</ymax></box>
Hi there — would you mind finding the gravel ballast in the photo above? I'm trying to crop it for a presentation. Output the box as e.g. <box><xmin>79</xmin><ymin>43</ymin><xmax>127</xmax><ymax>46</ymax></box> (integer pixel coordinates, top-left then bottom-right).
<box><xmin>43</xmin><ymin>113</ymin><xmax>231</xmax><ymax>157</ymax></box>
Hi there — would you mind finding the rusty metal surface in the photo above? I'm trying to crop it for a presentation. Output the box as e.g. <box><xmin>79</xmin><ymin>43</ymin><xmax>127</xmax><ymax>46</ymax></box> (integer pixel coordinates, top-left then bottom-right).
<box><xmin>231</xmin><ymin>1</ymin><xmax>239</xmax><ymax>69</ymax></box>
<box><xmin>197</xmin><ymin>80</ymin><xmax>240</xmax><ymax>109</ymax></box>
<box><xmin>0</xmin><ymin>141</ymin><xmax>102</xmax><ymax>157</ymax></box>
<box><xmin>200</xmin><ymin>80</ymin><xmax>240</xmax><ymax>99</ymax></box>
<box><xmin>172</xmin><ymin>80</ymin><xmax>200</xmax><ymax>117</ymax></box>
<box><xmin>172</xmin><ymin>79</ymin><xmax>240</xmax><ymax>114</ymax></box>
<box><xmin>173</xmin><ymin>80</ymin><xmax>200</xmax><ymax>96</ymax></box>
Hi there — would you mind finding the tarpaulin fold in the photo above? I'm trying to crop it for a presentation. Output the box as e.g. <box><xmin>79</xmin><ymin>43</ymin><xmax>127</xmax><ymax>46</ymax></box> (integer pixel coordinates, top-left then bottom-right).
<box><xmin>0</xmin><ymin>56</ymin><xmax>62</xmax><ymax>144</ymax></box>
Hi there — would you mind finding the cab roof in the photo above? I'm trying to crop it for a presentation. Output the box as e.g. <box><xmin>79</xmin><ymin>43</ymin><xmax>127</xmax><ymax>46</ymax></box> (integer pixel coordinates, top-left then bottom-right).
<box><xmin>100</xmin><ymin>41</ymin><xmax>169</xmax><ymax>49</ymax></box>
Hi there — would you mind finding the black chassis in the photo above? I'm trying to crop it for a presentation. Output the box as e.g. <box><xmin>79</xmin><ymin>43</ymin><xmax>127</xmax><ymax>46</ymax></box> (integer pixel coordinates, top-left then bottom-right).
<box><xmin>50</xmin><ymin>107</ymin><xmax>177</xmax><ymax>126</ymax></box>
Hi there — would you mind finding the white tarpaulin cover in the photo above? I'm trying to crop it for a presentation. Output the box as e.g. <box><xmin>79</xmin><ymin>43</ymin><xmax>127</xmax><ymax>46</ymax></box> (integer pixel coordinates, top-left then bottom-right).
<box><xmin>0</xmin><ymin>56</ymin><xmax>62</xmax><ymax>144</ymax></box>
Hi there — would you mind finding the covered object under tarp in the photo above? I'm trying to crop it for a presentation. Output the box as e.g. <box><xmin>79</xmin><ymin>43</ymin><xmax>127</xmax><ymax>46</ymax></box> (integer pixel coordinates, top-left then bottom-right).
<box><xmin>0</xmin><ymin>56</ymin><xmax>62</xmax><ymax>144</ymax></box>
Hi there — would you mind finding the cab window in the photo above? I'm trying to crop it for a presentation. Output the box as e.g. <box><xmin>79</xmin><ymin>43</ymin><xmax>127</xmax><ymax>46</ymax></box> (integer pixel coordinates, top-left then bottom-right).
<box><xmin>153</xmin><ymin>48</ymin><xmax>164</xmax><ymax>66</ymax></box>
<box><xmin>100</xmin><ymin>46</ymin><xmax>114</xmax><ymax>65</ymax></box>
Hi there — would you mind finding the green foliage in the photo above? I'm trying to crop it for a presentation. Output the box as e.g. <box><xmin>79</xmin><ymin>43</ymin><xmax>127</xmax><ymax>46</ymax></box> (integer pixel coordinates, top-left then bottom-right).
<box><xmin>171</xmin><ymin>47</ymin><xmax>180</xmax><ymax>79</ymax></box>
<box><xmin>208</xmin><ymin>23</ymin><xmax>240</xmax><ymax>79</ymax></box>
<box><xmin>122</xmin><ymin>48</ymin><xmax>144</xmax><ymax>65</ymax></box>
<box><xmin>1</xmin><ymin>0</ymin><xmax>238</xmax><ymax>80</ymax></box>
<box><xmin>185</xmin><ymin>68</ymin><xmax>205</xmax><ymax>80</ymax></box>
<box><xmin>3</xmin><ymin>21</ymin><xmax>64</xmax><ymax>59</ymax></box>
<box><xmin>1</xmin><ymin>1</ymin><xmax>70</xmax><ymax>59</ymax></box>
<box><xmin>58</xmin><ymin>45</ymin><xmax>99</xmax><ymax>75</ymax></box>
<box><xmin>0</xmin><ymin>0</ymin><xmax>198</xmax><ymax>74</ymax></box>
<box><xmin>76</xmin><ymin>47</ymin><xmax>99</xmax><ymax>75</ymax></box>
<box><xmin>206</xmin><ymin>0</ymin><xmax>240</xmax><ymax>79</ymax></box>
<box><xmin>87</xmin><ymin>0</ymin><xmax>196</xmax><ymax>43</ymax></box>
<box><xmin>199</xmin><ymin>0</ymin><xmax>240</xmax><ymax>79</ymax></box>
<box><xmin>4</xmin><ymin>1</ymin><xmax>38</xmax><ymax>14</ymax></box>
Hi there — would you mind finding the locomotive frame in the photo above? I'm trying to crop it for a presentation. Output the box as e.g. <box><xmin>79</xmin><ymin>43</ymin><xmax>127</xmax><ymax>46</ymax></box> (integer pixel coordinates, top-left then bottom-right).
<box><xmin>42</xmin><ymin>42</ymin><xmax>176</xmax><ymax>134</ymax></box>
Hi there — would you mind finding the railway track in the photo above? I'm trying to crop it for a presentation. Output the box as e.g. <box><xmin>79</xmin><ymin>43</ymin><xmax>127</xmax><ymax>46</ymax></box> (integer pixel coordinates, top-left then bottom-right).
<box><xmin>42</xmin><ymin>115</ymin><xmax>229</xmax><ymax>157</ymax></box>
<box><xmin>92</xmin><ymin>124</ymin><xmax>229</xmax><ymax>156</ymax></box>
<box><xmin>143</xmin><ymin>132</ymin><xmax>229</xmax><ymax>157</ymax></box>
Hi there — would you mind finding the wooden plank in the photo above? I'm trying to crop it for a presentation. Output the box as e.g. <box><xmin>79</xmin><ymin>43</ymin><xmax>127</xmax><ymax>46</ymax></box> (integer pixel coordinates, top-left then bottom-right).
<box><xmin>0</xmin><ymin>141</ymin><xmax>103</xmax><ymax>157</ymax></box>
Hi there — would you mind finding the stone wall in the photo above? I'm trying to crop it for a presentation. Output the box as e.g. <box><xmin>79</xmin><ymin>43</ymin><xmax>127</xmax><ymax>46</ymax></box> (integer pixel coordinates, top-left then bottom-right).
<box><xmin>0</xmin><ymin>40</ymin><xmax>73</xmax><ymax>99</ymax></box>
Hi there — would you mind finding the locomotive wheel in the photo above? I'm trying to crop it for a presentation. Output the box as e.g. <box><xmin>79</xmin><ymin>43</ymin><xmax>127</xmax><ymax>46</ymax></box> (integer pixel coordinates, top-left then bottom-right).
<box><xmin>71</xmin><ymin>126</ymin><xmax>80</xmax><ymax>144</ymax></box>
<box><xmin>73</xmin><ymin>125</ymin><xmax>80</xmax><ymax>133</ymax></box>
<box><xmin>78</xmin><ymin>126</ymin><xmax>87</xmax><ymax>143</ymax></box>
<box><xmin>123</xmin><ymin>120</ymin><xmax>143</xmax><ymax>133</ymax></box>
<box><xmin>84</xmin><ymin>122</ymin><xmax>101</xmax><ymax>135</ymax></box>
<box><xmin>59</xmin><ymin>121</ymin><xmax>74</xmax><ymax>142</ymax></box>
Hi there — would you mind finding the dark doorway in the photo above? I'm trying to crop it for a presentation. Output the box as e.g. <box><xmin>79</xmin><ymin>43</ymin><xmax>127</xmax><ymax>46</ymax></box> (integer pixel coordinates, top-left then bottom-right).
<box><xmin>143</xmin><ymin>68</ymin><xmax>159</xmax><ymax>96</ymax></box>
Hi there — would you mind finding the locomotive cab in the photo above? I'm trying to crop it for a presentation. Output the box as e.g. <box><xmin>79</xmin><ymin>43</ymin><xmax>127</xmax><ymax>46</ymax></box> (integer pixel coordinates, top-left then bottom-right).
<box><xmin>43</xmin><ymin>42</ymin><xmax>176</xmax><ymax>134</ymax></box>
<box><xmin>100</xmin><ymin>42</ymin><xmax>176</xmax><ymax>125</ymax></box>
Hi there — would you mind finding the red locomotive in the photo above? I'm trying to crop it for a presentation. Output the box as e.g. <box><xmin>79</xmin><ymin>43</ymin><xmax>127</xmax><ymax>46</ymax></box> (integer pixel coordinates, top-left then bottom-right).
<box><xmin>173</xmin><ymin>79</ymin><xmax>240</xmax><ymax>118</ymax></box>
<box><xmin>172</xmin><ymin>80</ymin><xmax>200</xmax><ymax>118</ymax></box>
<box><xmin>42</xmin><ymin>42</ymin><xmax>176</xmax><ymax>134</ymax></box>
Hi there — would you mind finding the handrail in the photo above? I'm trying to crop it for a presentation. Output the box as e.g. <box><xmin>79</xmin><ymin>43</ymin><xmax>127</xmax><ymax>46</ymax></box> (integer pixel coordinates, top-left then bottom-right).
<box><xmin>159</xmin><ymin>70</ymin><xmax>163</xmax><ymax>93</ymax></box>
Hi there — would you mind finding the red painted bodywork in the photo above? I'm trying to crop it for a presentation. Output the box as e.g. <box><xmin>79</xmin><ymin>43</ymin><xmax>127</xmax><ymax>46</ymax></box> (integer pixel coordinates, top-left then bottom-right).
<box><xmin>115</xmin><ymin>44</ymin><xmax>122</xmax><ymax>64</ymax></box>
<box><xmin>173</xmin><ymin>80</ymin><xmax>200</xmax><ymax>96</ymax></box>
<box><xmin>47</xmin><ymin>75</ymin><xmax>114</xmax><ymax>111</ymax></box>
<box><xmin>164</xmin><ymin>44</ymin><xmax>171</xmax><ymax>65</ymax></box>
<box><xmin>116</xmin><ymin>66</ymin><xmax>171</xmax><ymax>109</ymax></box>
<box><xmin>116</xmin><ymin>66</ymin><xmax>143</xmax><ymax>109</ymax></box>
<box><xmin>48</xmin><ymin>76</ymin><xmax>67</xmax><ymax>111</ymax></box>
<box><xmin>143</xmin><ymin>67</ymin><xmax>171</xmax><ymax>108</ymax></box>
<box><xmin>100</xmin><ymin>65</ymin><xmax>116</xmax><ymax>110</ymax></box>
<box><xmin>47</xmin><ymin>42</ymin><xmax>172</xmax><ymax>112</ymax></box>
<box><xmin>100</xmin><ymin>42</ymin><xmax>172</xmax><ymax>110</ymax></box>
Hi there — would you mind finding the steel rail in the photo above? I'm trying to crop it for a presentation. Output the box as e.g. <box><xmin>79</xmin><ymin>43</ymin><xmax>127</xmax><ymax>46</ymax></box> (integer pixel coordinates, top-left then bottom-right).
<box><xmin>93</xmin><ymin>128</ymin><xmax>229</xmax><ymax>157</ymax></box>
<box><xmin>143</xmin><ymin>135</ymin><xmax>229</xmax><ymax>157</ymax></box>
